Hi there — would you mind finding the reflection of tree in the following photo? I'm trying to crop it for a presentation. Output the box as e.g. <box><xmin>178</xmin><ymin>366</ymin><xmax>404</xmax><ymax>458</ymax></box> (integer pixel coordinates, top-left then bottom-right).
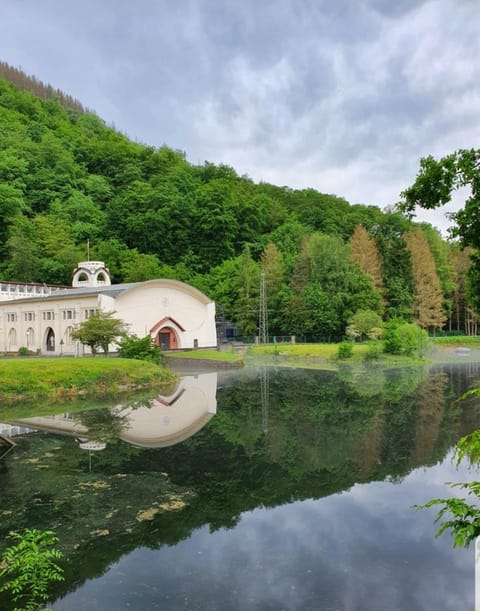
<box><xmin>410</xmin><ymin>373</ymin><xmax>448</xmax><ymax>466</ymax></box>
<box><xmin>2</xmin><ymin>365</ymin><xmax>480</xmax><ymax>604</ymax></box>
<box><xmin>354</xmin><ymin>412</ymin><xmax>385</xmax><ymax>476</ymax></box>
<box><xmin>419</xmin><ymin>384</ymin><xmax>480</xmax><ymax>549</ymax></box>
<box><xmin>76</xmin><ymin>408</ymin><xmax>130</xmax><ymax>443</ymax></box>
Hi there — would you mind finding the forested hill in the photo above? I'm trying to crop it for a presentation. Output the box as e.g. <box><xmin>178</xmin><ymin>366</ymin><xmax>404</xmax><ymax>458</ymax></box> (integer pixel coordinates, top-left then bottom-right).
<box><xmin>0</xmin><ymin>70</ymin><xmax>476</xmax><ymax>337</ymax></box>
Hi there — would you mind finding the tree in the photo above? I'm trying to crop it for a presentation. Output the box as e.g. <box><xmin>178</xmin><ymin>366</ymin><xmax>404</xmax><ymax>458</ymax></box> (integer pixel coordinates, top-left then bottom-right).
<box><xmin>350</xmin><ymin>225</ymin><xmax>384</xmax><ymax>299</ymax></box>
<box><xmin>346</xmin><ymin>310</ymin><xmax>384</xmax><ymax>341</ymax></box>
<box><xmin>404</xmin><ymin>228</ymin><xmax>446</xmax><ymax>331</ymax></box>
<box><xmin>400</xmin><ymin>149</ymin><xmax>480</xmax><ymax>310</ymax></box>
<box><xmin>373</xmin><ymin>213</ymin><xmax>414</xmax><ymax>320</ymax></box>
<box><xmin>260</xmin><ymin>242</ymin><xmax>287</xmax><ymax>334</ymax></box>
<box><xmin>71</xmin><ymin>311</ymin><xmax>127</xmax><ymax>355</ymax></box>
<box><xmin>288</xmin><ymin>233</ymin><xmax>381</xmax><ymax>337</ymax></box>
<box><xmin>451</xmin><ymin>246</ymin><xmax>480</xmax><ymax>335</ymax></box>
<box><xmin>234</xmin><ymin>245</ymin><xmax>260</xmax><ymax>336</ymax></box>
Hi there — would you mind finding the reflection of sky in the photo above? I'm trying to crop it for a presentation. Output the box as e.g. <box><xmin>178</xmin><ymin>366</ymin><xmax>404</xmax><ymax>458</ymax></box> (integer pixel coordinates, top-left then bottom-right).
<box><xmin>53</xmin><ymin>452</ymin><xmax>477</xmax><ymax>611</ymax></box>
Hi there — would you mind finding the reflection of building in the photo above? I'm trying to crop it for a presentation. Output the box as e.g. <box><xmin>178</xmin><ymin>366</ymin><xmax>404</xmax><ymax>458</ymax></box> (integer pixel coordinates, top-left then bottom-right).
<box><xmin>4</xmin><ymin>373</ymin><xmax>217</xmax><ymax>449</ymax></box>
<box><xmin>0</xmin><ymin>261</ymin><xmax>217</xmax><ymax>354</ymax></box>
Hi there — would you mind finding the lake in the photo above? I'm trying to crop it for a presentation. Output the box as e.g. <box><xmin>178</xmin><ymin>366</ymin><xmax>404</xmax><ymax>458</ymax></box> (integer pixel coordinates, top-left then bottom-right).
<box><xmin>1</xmin><ymin>362</ymin><xmax>480</xmax><ymax>610</ymax></box>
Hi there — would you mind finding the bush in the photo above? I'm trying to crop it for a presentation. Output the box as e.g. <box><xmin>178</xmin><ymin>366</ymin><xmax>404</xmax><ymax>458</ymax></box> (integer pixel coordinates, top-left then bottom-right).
<box><xmin>118</xmin><ymin>334</ymin><xmax>163</xmax><ymax>364</ymax></box>
<box><xmin>337</xmin><ymin>340</ymin><xmax>354</xmax><ymax>359</ymax></box>
<box><xmin>17</xmin><ymin>346</ymin><xmax>29</xmax><ymax>356</ymax></box>
<box><xmin>383</xmin><ymin>319</ymin><xmax>429</xmax><ymax>357</ymax></box>
<box><xmin>364</xmin><ymin>340</ymin><xmax>383</xmax><ymax>361</ymax></box>
<box><xmin>0</xmin><ymin>529</ymin><xmax>64</xmax><ymax>610</ymax></box>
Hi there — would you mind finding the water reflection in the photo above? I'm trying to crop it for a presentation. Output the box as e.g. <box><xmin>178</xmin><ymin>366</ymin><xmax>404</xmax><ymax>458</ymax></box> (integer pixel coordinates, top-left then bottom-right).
<box><xmin>4</xmin><ymin>372</ymin><xmax>217</xmax><ymax>449</ymax></box>
<box><xmin>1</xmin><ymin>364</ymin><xmax>480</xmax><ymax>610</ymax></box>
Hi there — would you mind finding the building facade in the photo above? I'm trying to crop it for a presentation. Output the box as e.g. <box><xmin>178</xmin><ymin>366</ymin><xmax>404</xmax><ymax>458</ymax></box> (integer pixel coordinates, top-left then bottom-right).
<box><xmin>0</xmin><ymin>262</ymin><xmax>217</xmax><ymax>355</ymax></box>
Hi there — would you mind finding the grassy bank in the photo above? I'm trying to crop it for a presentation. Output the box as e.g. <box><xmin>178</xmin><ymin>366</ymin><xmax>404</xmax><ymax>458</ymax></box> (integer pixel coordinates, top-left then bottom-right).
<box><xmin>0</xmin><ymin>357</ymin><xmax>176</xmax><ymax>404</ymax></box>
<box><xmin>167</xmin><ymin>349</ymin><xmax>244</xmax><ymax>363</ymax></box>
<box><xmin>159</xmin><ymin>338</ymin><xmax>480</xmax><ymax>371</ymax></box>
<box><xmin>430</xmin><ymin>336</ymin><xmax>480</xmax><ymax>347</ymax></box>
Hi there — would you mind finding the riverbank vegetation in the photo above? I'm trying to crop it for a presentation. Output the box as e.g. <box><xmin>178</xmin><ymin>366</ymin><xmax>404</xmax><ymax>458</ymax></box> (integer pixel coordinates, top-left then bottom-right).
<box><xmin>0</xmin><ymin>357</ymin><xmax>176</xmax><ymax>404</ymax></box>
<box><xmin>0</xmin><ymin>65</ymin><xmax>478</xmax><ymax>343</ymax></box>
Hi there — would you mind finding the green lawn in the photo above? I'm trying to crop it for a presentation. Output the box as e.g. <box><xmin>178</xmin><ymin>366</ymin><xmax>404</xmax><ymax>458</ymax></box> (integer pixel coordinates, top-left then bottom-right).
<box><xmin>0</xmin><ymin>357</ymin><xmax>176</xmax><ymax>403</ymax></box>
<box><xmin>166</xmin><ymin>349</ymin><xmax>243</xmax><ymax>362</ymax></box>
<box><xmin>431</xmin><ymin>336</ymin><xmax>480</xmax><ymax>347</ymax></box>
<box><xmin>248</xmin><ymin>343</ymin><xmax>370</xmax><ymax>359</ymax></box>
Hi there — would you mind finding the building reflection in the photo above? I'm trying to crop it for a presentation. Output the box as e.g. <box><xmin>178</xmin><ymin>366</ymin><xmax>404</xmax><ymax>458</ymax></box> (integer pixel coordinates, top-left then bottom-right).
<box><xmin>1</xmin><ymin>372</ymin><xmax>217</xmax><ymax>451</ymax></box>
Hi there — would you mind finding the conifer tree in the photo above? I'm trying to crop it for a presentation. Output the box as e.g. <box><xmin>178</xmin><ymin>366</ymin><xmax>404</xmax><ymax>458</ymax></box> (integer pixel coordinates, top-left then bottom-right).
<box><xmin>404</xmin><ymin>228</ymin><xmax>446</xmax><ymax>330</ymax></box>
<box><xmin>350</xmin><ymin>225</ymin><xmax>384</xmax><ymax>297</ymax></box>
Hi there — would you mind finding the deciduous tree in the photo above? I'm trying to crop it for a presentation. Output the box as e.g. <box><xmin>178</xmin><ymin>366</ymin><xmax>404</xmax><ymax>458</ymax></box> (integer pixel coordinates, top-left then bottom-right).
<box><xmin>71</xmin><ymin>311</ymin><xmax>127</xmax><ymax>355</ymax></box>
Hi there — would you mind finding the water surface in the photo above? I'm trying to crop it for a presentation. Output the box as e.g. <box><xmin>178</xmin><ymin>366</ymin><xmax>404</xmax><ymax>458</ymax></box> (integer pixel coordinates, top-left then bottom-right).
<box><xmin>1</xmin><ymin>363</ymin><xmax>480</xmax><ymax>610</ymax></box>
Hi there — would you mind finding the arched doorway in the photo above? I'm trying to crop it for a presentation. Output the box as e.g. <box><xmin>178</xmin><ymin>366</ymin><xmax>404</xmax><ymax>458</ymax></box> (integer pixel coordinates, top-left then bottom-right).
<box><xmin>156</xmin><ymin>327</ymin><xmax>178</xmax><ymax>350</ymax></box>
<box><xmin>45</xmin><ymin>327</ymin><xmax>55</xmax><ymax>352</ymax></box>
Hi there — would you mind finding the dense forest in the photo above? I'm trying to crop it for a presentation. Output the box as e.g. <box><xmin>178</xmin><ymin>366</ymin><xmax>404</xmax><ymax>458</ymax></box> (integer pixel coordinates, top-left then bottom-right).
<box><xmin>0</xmin><ymin>65</ymin><xmax>478</xmax><ymax>338</ymax></box>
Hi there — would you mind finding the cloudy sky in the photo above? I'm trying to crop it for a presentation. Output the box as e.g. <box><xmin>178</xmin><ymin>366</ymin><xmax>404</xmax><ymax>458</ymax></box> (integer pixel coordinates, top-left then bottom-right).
<box><xmin>1</xmin><ymin>0</ymin><xmax>479</xmax><ymax>232</ymax></box>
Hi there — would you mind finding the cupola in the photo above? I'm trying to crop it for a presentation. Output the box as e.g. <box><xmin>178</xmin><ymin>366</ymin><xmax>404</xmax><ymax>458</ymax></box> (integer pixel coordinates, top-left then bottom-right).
<box><xmin>72</xmin><ymin>261</ymin><xmax>111</xmax><ymax>287</ymax></box>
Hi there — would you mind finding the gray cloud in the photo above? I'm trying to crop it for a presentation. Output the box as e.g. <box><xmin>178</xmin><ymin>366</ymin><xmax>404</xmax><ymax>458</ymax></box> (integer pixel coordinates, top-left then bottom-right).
<box><xmin>1</xmin><ymin>0</ymin><xmax>479</xmax><ymax>233</ymax></box>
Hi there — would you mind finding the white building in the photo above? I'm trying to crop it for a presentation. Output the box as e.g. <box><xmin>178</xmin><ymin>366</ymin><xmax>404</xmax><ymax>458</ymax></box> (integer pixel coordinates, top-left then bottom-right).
<box><xmin>0</xmin><ymin>261</ymin><xmax>217</xmax><ymax>355</ymax></box>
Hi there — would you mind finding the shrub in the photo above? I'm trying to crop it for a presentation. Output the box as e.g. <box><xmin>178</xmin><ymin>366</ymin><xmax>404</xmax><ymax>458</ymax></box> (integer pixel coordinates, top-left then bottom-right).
<box><xmin>337</xmin><ymin>340</ymin><xmax>354</xmax><ymax>359</ymax></box>
<box><xmin>17</xmin><ymin>346</ymin><xmax>29</xmax><ymax>356</ymax></box>
<box><xmin>118</xmin><ymin>334</ymin><xmax>163</xmax><ymax>364</ymax></box>
<box><xmin>364</xmin><ymin>340</ymin><xmax>383</xmax><ymax>361</ymax></box>
<box><xmin>0</xmin><ymin>529</ymin><xmax>64</xmax><ymax>610</ymax></box>
<box><xmin>383</xmin><ymin>319</ymin><xmax>428</xmax><ymax>357</ymax></box>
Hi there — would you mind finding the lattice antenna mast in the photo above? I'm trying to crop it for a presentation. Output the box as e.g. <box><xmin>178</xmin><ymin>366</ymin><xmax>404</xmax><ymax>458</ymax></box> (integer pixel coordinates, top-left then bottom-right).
<box><xmin>259</xmin><ymin>270</ymin><xmax>269</xmax><ymax>344</ymax></box>
<box><xmin>260</xmin><ymin>366</ymin><xmax>269</xmax><ymax>433</ymax></box>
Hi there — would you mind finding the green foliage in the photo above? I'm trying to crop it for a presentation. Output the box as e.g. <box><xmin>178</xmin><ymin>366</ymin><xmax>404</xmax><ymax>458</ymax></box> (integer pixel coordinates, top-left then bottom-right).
<box><xmin>417</xmin><ymin>486</ymin><xmax>480</xmax><ymax>548</ymax></box>
<box><xmin>346</xmin><ymin>309</ymin><xmax>384</xmax><ymax>341</ymax></box>
<box><xmin>17</xmin><ymin>347</ymin><xmax>29</xmax><ymax>357</ymax></box>
<box><xmin>383</xmin><ymin>319</ymin><xmax>428</xmax><ymax>357</ymax></box>
<box><xmin>71</xmin><ymin>311</ymin><xmax>127</xmax><ymax>355</ymax></box>
<box><xmin>337</xmin><ymin>340</ymin><xmax>354</xmax><ymax>360</ymax></box>
<box><xmin>0</xmin><ymin>357</ymin><xmax>176</xmax><ymax>403</ymax></box>
<box><xmin>0</xmin><ymin>70</ymin><xmax>470</xmax><ymax>338</ymax></box>
<box><xmin>118</xmin><ymin>334</ymin><xmax>163</xmax><ymax>364</ymax></box>
<box><xmin>363</xmin><ymin>340</ymin><xmax>383</xmax><ymax>361</ymax></box>
<box><xmin>401</xmin><ymin>149</ymin><xmax>480</xmax><ymax>311</ymax></box>
<box><xmin>0</xmin><ymin>528</ymin><xmax>64</xmax><ymax>611</ymax></box>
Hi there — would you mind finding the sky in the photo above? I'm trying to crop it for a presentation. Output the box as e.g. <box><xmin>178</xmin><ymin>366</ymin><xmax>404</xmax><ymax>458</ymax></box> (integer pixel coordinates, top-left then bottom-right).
<box><xmin>1</xmin><ymin>0</ymin><xmax>479</xmax><ymax>233</ymax></box>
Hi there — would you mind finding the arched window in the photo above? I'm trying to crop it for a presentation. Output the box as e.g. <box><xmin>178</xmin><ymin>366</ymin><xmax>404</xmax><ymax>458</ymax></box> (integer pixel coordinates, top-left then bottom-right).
<box><xmin>7</xmin><ymin>328</ymin><xmax>17</xmax><ymax>349</ymax></box>
<box><xmin>64</xmin><ymin>326</ymin><xmax>74</xmax><ymax>345</ymax></box>
<box><xmin>26</xmin><ymin>327</ymin><xmax>35</xmax><ymax>347</ymax></box>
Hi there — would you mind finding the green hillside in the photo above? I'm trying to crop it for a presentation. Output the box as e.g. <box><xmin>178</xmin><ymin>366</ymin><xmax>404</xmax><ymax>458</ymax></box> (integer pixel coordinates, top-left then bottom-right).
<box><xmin>0</xmin><ymin>65</ymin><xmax>476</xmax><ymax>337</ymax></box>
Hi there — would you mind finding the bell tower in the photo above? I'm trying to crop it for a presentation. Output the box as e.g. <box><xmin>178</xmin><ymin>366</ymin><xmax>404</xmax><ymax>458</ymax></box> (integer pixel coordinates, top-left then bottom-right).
<box><xmin>72</xmin><ymin>261</ymin><xmax>111</xmax><ymax>287</ymax></box>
